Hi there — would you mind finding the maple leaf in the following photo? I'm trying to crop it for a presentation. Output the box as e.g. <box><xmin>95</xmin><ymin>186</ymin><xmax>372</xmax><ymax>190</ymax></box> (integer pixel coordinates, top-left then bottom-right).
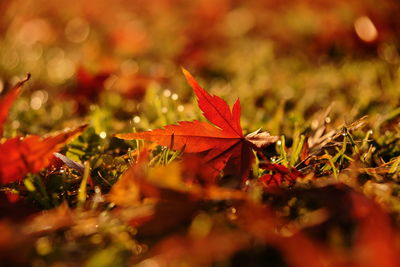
<box><xmin>116</xmin><ymin>69</ymin><xmax>278</xmax><ymax>182</ymax></box>
<box><xmin>0</xmin><ymin>74</ymin><xmax>30</xmax><ymax>136</ymax></box>
<box><xmin>259</xmin><ymin>163</ymin><xmax>303</xmax><ymax>188</ymax></box>
<box><xmin>0</xmin><ymin>124</ymin><xmax>87</xmax><ymax>185</ymax></box>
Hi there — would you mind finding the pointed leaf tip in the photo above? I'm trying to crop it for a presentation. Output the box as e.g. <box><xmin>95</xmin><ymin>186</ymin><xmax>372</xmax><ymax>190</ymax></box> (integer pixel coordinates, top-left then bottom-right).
<box><xmin>181</xmin><ymin>67</ymin><xmax>192</xmax><ymax>80</ymax></box>
<box><xmin>0</xmin><ymin>74</ymin><xmax>31</xmax><ymax>136</ymax></box>
<box><xmin>181</xmin><ymin>67</ymin><xmax>199</xmax><ymax>94</ymax></box>
<box><xmin>181</xmin><ymin>69</ymin><xmax>243</xmax><ymax>136</ymax></box>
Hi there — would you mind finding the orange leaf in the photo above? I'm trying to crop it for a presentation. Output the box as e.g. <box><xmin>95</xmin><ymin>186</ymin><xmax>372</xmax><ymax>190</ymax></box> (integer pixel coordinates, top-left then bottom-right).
<box><xmin>236</xmin><ymin>202</ymin><xmax>346</xmax><ymax>267</ymax></box>
<box><xmin>144</xmin><ymin>230</ymin><xmax>250</xmax><ymax>266</ymax></box>
<box><xmin>350</xmin><ymin>192</ymin><xmax>399</xmax><ymax>267</ymax></box>
<box><xmin>0</xmin><ymin>124</ymin><xmax>87</xmax><ymax>185</ymax></box>
<box><xmin>182</xmin><ymin>68</ymin><xmax>242</xmax><ymax>136</ymax></box>
<box><xmin>117</xmin><ymin>69</ymin><xmax>278</xmax><ymax>182</ymax></box>
<box><xmin>0</xmin><ymin>74</ymin><xmax>30</xmax><ymax>136</ymax></box>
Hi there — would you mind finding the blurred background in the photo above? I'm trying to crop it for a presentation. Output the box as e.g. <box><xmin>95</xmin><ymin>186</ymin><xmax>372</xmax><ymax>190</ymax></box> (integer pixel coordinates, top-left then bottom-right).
<box><xmin>1</xmin><ymin>0</ymin><xmax>399</xmax><ymax>135</ymax></box>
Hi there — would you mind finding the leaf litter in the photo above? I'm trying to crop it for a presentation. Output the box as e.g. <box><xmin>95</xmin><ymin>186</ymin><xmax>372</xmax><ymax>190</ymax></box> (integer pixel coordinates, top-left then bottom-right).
<box><xmin>1</xmin><ymin>5</ymin><xmax>400</xmax><ymax>264</ymax></box>
<box><xmin>1</xmin><ymin>67</ymin><xmax>400</xmax><ymax>266</ymax></box>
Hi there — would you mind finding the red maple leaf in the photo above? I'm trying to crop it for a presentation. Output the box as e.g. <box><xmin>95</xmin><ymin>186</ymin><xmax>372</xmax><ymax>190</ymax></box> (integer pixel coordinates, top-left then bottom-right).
<box><xmin>116</xmin><ymin>69</ymin><xmax>278</xmax><ymax>183</ymax></box>
<box><xmin>0</xmin><ymin>74</ymin><xmax>30</xmax><ymax>136</ymax></box>
<box><xmin>259</xmin><ymin>163</ymin><xmax>303</xmax><ymax>188</ymax></box>
<box><xmin>0</xmin><ymin>124</ymin><xmax>87</xmax><ymax>185</ymax></box>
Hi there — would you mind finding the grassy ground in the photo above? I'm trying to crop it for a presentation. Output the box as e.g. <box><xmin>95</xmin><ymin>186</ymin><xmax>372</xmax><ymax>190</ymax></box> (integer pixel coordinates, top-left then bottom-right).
<box><xmin>1</xmin><ymin>1</ymin><xmax>400</xmax><ymax>266</ymax></box>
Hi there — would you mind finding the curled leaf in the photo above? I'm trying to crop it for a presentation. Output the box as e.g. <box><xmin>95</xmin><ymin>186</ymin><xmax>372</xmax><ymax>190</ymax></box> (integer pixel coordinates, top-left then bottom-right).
<box><xmin>0</xmin><ymin>124</ymin><xmax>87</xmax><ymax>185</ymax></box>
<box><xmin>52</xmin><ymin>152</ymin><xmax>85</xmax><ymax>174</ymax></box>
<box><xmin>245</xmin><ymin>129</ymin><xmax>280</xmax><ymax>149</ymax></box>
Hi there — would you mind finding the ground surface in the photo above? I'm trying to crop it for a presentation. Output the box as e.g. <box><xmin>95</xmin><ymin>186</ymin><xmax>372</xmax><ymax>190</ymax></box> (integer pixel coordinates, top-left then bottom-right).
<box><xmin>1</xmin><ymin>1</ymin><xmax>400</xmax><ymax>266</ymax></box>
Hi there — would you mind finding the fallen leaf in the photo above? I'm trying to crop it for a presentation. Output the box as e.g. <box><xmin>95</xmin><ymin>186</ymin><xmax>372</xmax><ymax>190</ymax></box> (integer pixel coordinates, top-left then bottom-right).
<box><xmin>23</xmin><ymin>202</ymin><xmax>74</xmax><ymax>235</ymax></box>
<box><xmin>259</xmin><ymin>163</ymin><xmax>303</xmax><ymax>188</ymax></box>
<box><xmin>0</xmin><ymin>124</ymin><xmax>87</xmax><ymax>185</ymax></box>
<box><xmin>142</xmin><ymin>230</ymin><xmax>251</xmax><ymax>266</ymax></box>
<box><xmin>350</xmin><ymin>192</ymin><xmax>399</xmax><ymax>267</ymax></box>
<box><xmin>116</xmin><ymin>69</ymin><xmax>278</xmax><ymax>182</ymax></box>
<box><xmin>245</xmin><ymin>129</ymin><xmax>280</xmax><ymax>149</ymax></box>
<box><xmin>236</xmin><ymin>202</ymin><xmax>346</xmax><ymax>267</ymax></box>
<box><xmin>0</xmin><ymin>74</ymin><xmax>30</xmax><ymax>136</ymax></box>
<box><xmin>109</xmin><ymin>150</ymin><xmax>247</xmax><ymax>237</ymax></box>
<box><xmin>110</xmin><ymin>167</ymin><xmax>200</xmax><ymax>237</ymax></box>
<box><xmin>107</xmin><ymin>152</ymin><xmax>147</xmax><ymax>207</ymax></box>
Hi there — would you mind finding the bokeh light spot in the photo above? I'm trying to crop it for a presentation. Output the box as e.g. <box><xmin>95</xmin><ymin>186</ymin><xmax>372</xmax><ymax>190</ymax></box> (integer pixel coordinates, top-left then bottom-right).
<box><xmin>354</xmin><ymin>16</ymin><xmax>378</xmax><ymax>42</ymax></box>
